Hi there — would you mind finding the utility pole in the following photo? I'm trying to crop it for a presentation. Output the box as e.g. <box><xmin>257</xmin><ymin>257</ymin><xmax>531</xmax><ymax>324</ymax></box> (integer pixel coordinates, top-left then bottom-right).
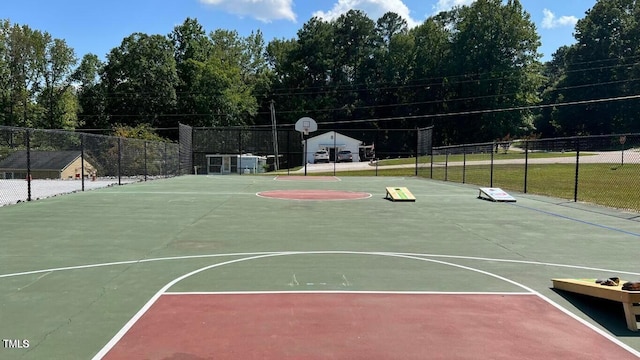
<box><xmin>270</xmin><ymin>100</ymin><xmax>280</xmax><ymax>170</ymax></box>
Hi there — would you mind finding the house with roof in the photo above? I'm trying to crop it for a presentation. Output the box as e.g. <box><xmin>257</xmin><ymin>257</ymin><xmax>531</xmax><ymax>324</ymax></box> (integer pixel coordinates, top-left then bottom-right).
<box><xmin>305</xmin><ymin>131</ymin><xmax>363</xmax><ymax>164</ymax></box>
<box><xmin>0</xmin><ymin>150</ymin><xmax>97</xmax><ymax>180</ymax></box>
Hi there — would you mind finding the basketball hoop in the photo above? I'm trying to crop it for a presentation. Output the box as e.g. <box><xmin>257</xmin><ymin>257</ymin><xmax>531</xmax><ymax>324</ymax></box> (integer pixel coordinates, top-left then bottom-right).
<box><xmin>295</xmin><ymin>117</ymin><xmax>317</xmax><ymax>136</ymax></box>
<box><xmin>295</xmin><ymin>117</ymin><xmax>318</xmax><ymax>177</ymax></box>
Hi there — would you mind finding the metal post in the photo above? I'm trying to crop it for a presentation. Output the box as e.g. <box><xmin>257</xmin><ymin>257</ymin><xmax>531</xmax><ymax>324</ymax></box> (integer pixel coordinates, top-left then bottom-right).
<box><xmin>445</xmin><ymin>152</ymin><xmax>449</xmax><ymax>181</ymax></box>
<box><xmin>490</xmin><ymin>142</ymin><xmax>495</xmax><ymax>187</ymax></box>
<box><xmin>415</xmin><ymin>128</ymin><xmax>419</xmax><ymax>177</ymax></box>
<box><xmin>304</xmin><ymin>135</ymin><xmax>308</xmax><ymax>176</ymax></box>
<box><xmin>144</xmin><ymin>141</ymin><xmax>148</xmax><ymax>181</ymax></box>
<box><xmin>524</xmin><ymin>140</ymin><xmax>529</xmax><ymax>193</ymax></box>
<box><xmin>164</xmin><ymin>142</ymin><xmax>168</xmax><ymax>177</ymax></box>
<box><xmin>287</xmin><ymin>130</ymin><xmax>291</xmax><ymax>175</ymax></box>
<box><xmin>238</xmin><ymin>129</ymin><xmax>243</xmax><ymax>175</ymax></box>
<box><xmin>270</xmin><ymin>100</ymin><xmax>279</xmax><ymax>171</ymax></box>
<box><xmin>574</xmin><ymin>137</ymin><xmax>580</xmax><ymax>202</ymax></box>
<box><xmin>81</xmin><ymin>134</ymin><xmax>85</xmax><ymax>191</ymax></box>
<box><xmin>430</xmin><ymin>152</ymin><xmax>433</xmax><ymax>179</ymax></box>
<box><xmin>26</xmin><ymin>129</ymin><xmax>31</xmax><ymax>201</ymax></box>
<box><xmin>462</xmin><ymin>148</ymin><xmax>466</xmax><ymax>184</ymax></box>
<box><xmin>333</xmin><ymin>130</ymin><xmax>337</xmax><ymax>176</ymax></box>
<box><xmin>118</xmin><ymin>138</ymin><xmax>122</xmax><ymax>186</ymax></box>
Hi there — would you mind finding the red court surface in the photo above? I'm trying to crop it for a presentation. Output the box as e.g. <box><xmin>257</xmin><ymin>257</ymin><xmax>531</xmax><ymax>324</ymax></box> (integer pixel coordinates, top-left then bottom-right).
<box><xmin>257</xmin><ymin>189</ymin><xmax>371</xmax><ymax>200</ymax></box>
<box><xmin>275</xmin><ymin>176</ymin><xmax>340</xmax><ymax>182</ymax></box>
<box><xmin>103</xmin><ymin>293</ymin><xmax>638</xmax><ymax>360</ymax></box>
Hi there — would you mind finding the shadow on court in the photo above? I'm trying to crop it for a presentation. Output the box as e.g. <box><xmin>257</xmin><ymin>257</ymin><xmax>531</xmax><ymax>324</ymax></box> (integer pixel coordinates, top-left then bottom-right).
<box><xmin>552</xmin><ymin>289</ymin><xmax>640</xmax><ymax>337</ymax></box>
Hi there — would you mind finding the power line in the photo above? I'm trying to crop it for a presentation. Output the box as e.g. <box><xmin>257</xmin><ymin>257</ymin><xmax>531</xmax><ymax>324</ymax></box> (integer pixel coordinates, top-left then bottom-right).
<box><xmin>269</xmin><ymin>92</ymin><xmax>640</xmax><ymax>127</ymax></box>
<box><xmin>70</xmin><ymin>91</ymin><xmax>640</xmax><ymax>131</ymax></box>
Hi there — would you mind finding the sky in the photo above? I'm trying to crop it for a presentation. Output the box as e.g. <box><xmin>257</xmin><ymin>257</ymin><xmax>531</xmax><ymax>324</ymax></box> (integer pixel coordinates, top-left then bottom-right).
<box><xmin>3</xmin><ymin>0</ymin><xmax>597</xmax><ymax>62</ymax></box>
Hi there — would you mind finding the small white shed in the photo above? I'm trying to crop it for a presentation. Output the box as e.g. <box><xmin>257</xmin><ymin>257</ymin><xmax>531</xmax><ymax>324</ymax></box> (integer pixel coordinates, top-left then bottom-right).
<box><xmin>305</xmin><ymin>131</ymin><xmax>362</xmax><ymax>164</ymax></box>
<box><xmin>205</xmin><ymin>154</ymin><xmax>267</xmax><ymax>174</ymax></box>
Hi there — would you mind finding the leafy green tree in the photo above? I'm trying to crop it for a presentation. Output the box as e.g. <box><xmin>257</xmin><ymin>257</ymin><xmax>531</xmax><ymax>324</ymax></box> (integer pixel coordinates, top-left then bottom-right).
<box><xmin>535</xmin><ymin>46</ymin><xmax>572</xmax><ymax>137</ymax></box>
<box><xmin>102</xmin><ymin>33</ymin><xmax>178</xmax><ymax>128</ymax></box>
<box><xmin>551</xmin><ymin>0</ymin><xmax>640</xmax><ymax>135</ymax></box>
<box><xmin>265</xmin><ymin>37</ymin><xmax>303</xmax><ymax>124</ymax></box>
<box><xmin>1</xmin><ymin>22</ymin><xmax>40</xmax><ymax>127</ymax></box>
<box><xmin>444</xmin><ymin>0</ymin><xmax>542</xmax><ymax>143</ymax></box>
<box><xmin>209</xmin><ymin>29</ymin><xmax>265</xmax><ymax>126</ymax></box>
<box><xmin>408</xmin><ymin>17</ymin><xmax>453</xmax><ymax>144</ymax></box>
<box><xmin>332</xmin><ymin>10</ymin><xmax>377</xmax><ymax>121</ymax></box>
<box><xmin>112</xmin><ymin>123</ymin><xmax>165</xmax><ymax>140</ymax></box>
<box><xmin>370</xmin><ymin>12</ymin><xmax>411</xmax><ymax>119</ymax></box>
<box><xmin>73</xmin><ymin>54</ymin><xmax>108</xmax><ymax>131</ymax></box>
<box><xmin>169</xmin><ymin>18</ymin><xmax>214</xmax><ymax>126</ymax></box>
<box><xmin>38</xmin><ymin>37</ymin><xmax>78</xmax><ymax>129</ymax></box>
<box><xmin>168</xmin><ymin>22</ymin><xmax>264</xmax><ymax>127</ymax></box>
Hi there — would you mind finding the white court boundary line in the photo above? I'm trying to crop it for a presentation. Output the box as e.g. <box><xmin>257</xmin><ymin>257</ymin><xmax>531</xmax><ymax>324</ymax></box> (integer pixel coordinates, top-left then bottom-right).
<box><xmin>165</xmin><ymin>291</ymin><xmax>535</xmax><ymax>296</ymax></box>
<box><xmin>91</xmin><ymin>251</ymin><xmax>640</xmax><ymax>359</ymax></box>
<box><xmin>4</xmin><ymin>250</ymin><xmax>640</xmax><ymax>279</ymax></box>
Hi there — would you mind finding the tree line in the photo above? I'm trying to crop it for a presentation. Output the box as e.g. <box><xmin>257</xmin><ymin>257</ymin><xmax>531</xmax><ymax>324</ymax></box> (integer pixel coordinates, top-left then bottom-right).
<box><xmin>1</xmin><ymin>0</ymin><xmax>639</xmax><ymax>145</ymax></box>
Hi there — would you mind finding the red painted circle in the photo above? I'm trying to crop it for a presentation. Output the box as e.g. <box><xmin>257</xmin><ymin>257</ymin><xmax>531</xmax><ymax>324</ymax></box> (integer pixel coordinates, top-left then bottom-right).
<box><xmin>258</xmin><ymin>189</ymin><xmax>371</xmax><ymax>201</ymax></box>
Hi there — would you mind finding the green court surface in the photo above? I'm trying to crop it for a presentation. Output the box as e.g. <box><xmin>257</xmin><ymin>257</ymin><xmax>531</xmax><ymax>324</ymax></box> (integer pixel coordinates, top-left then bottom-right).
<box><xmin>1</xmin><ymin>175</ymin><xmax>640</xmax><ymax>359</ymax></box>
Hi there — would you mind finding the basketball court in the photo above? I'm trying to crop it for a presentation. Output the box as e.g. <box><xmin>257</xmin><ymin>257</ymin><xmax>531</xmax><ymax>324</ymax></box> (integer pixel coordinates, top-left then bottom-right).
<box><xmin>1</xmin><ymin>175</ymin><xmax>639</xmax><ymax>359</ymax></box>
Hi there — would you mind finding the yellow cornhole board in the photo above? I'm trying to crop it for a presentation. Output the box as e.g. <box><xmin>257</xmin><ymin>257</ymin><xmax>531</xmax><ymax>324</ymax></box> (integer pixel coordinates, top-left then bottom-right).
<box><xmin>385</xmin><ymin>187</ymin><xmax>416</xmax><ymax>202</ymax></box>
<box><xmin>552</xmin><ymin>278</ymin><xmax>640</xmax><ymax>331</ymax></box>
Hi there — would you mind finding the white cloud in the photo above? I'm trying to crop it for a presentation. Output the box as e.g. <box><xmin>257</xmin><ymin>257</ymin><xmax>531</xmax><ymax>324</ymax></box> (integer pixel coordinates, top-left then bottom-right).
<box><xmin>200</xmin><ymin>0</ymin><xmax>296</xmax><ymax>23</ymax></box>
<box><xmin>541</xmin><ymin>9</ymin><xmax>578</xmax><ymax>29</ymax></box>
<box><xmin>432</xmin><ymin>0</ymin><xmax>474</xmax><ymax>14</ymax></box>
<box><xmin>312</xmin><ymin>0</ymin><xmax>422</xmax><ymax>28</ymax></box>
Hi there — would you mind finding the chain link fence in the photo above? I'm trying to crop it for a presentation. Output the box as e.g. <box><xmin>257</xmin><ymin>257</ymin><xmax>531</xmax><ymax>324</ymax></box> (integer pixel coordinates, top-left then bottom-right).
<box><xmin>9</xmin><ymin>124</ymin><xmax>637</xmax><ymax>213</ymax></box>
<box><xmin>185</xmin><ymin>126</ymin><xmax>431</xmax><ymax>176</ymax></box>
<box><xmin>0</xmin><ymin>126</ymin><xmax>179</xmax><ymax>206</ymax></box>
<box><xmin>421</xmin><ymin>134</ymin><xmax>640</xmax><ymax>212</ymax></box>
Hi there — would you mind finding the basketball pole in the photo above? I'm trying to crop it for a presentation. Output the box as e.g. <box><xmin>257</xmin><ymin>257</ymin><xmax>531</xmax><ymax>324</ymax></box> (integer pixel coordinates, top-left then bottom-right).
<box><xmin>304</xmin><ymin>131</ymin><xmax>308</xmax><ymax>176</ymax></box>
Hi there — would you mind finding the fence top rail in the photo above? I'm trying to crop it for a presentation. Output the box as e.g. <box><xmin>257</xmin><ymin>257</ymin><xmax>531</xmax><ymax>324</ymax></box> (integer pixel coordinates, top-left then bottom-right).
<box><xmin>0</xmin><ymin>125</ymin><xmax>178</xmax><ymax>145</ymax></box>
<box><xmin>433</xmin><ymin>132</ymin><xmax>640</xmax><ymax>151</ymax></box>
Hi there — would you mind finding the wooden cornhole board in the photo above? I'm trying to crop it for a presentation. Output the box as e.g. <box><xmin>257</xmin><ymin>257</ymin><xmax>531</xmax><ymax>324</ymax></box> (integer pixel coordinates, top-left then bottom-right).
<box><xmin>478</xmin><ymin>187</ymin><xmax>516</xmax><ymax>202</ymax></box>
<box><xmin>385</xmin><ymin>187</ymin><xmax>416</xmax><ymax>202</ymax></box>
<box><xmin>552</xmin><ymin>278</ymin><xmax>640</xmax><ymax>331</ymax></box>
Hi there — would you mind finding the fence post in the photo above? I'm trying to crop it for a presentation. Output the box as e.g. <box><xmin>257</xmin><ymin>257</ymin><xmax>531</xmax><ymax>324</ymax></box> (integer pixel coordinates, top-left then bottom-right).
<box><xmin>462</xmin><ymin>147</ymin><xmax>466</xmax><ymax>184</ymax></box>
<box><xmin>287</xmin><ymin>130</ymin><xmax>291</xmax><ymax>175</ymax></box>
<box><xmin>238</xmin><ymin>129</ymin><xmax>243</xmax><ymax>175</ymax></box>
<box><xmin>81</xmin><ymin>134</ymin><xmax>85</xmax><ymax>191</ymax></box>
<box><xmin>444</xmin><ymin>152</ymin><xmax>449</xmax><ymax>181</ymax></box>
<box><xmin>144</xmin><ymin>141</ymin><xmax>148</xmax><ymax>181</ymax></box>
<box><xmin>573</xmin><ymin>137</ymin><xmax>580</xmax><ymax>202</ymax></box>
<box><xmin>26</xmin><ymin>129</ymin><xmax>31</xmax><ymax>202</ymax></box>
<box><xmin>490</xmin><ymin>142</ymin><xmax>495</xmax><ymax>187</ymax></box>
<box><xmin>430</xmin><ymin>152</ymin><xmax>433</xmax><ymax>179</ymax></box>
<box><xmin>414</xmin><ymin>128</ymin><xmax>419</xmax><ymax>177</ymax></box>
<box><xmin>118</xmin><ymin>138</ymin><xmax>122</xmax><ymax>186</ymax></box>
<box><xmin>523</xmin><ymin>140</ymin><xmax>529</xmax><ymax>193</ymax></box>
<box><xmin>164</xmin><ymin>142</ymin><xmax>168</xmax><ymax>177</ymax></box>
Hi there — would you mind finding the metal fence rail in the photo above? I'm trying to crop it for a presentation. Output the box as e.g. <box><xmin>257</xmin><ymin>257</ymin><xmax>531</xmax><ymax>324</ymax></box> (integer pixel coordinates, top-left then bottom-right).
<box><xmin>0</xmin><ymin>126</ymin><xmax>179</xmax><ymax>206</ymax></box>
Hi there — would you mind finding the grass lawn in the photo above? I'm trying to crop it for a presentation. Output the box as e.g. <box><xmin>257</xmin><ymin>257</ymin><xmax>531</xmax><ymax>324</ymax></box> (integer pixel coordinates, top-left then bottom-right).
<box><xmin>310</xmin><ymin>163</ymin><xmax>640</xmax><ymax>212</ymax></box>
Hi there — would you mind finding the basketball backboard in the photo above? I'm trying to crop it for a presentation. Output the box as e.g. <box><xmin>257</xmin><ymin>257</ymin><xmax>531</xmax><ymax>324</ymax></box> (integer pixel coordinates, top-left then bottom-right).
<box><xmin>295</xmin><ymin>117</ymin><xmax>318</xmax><ymax>135</ymax></box>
